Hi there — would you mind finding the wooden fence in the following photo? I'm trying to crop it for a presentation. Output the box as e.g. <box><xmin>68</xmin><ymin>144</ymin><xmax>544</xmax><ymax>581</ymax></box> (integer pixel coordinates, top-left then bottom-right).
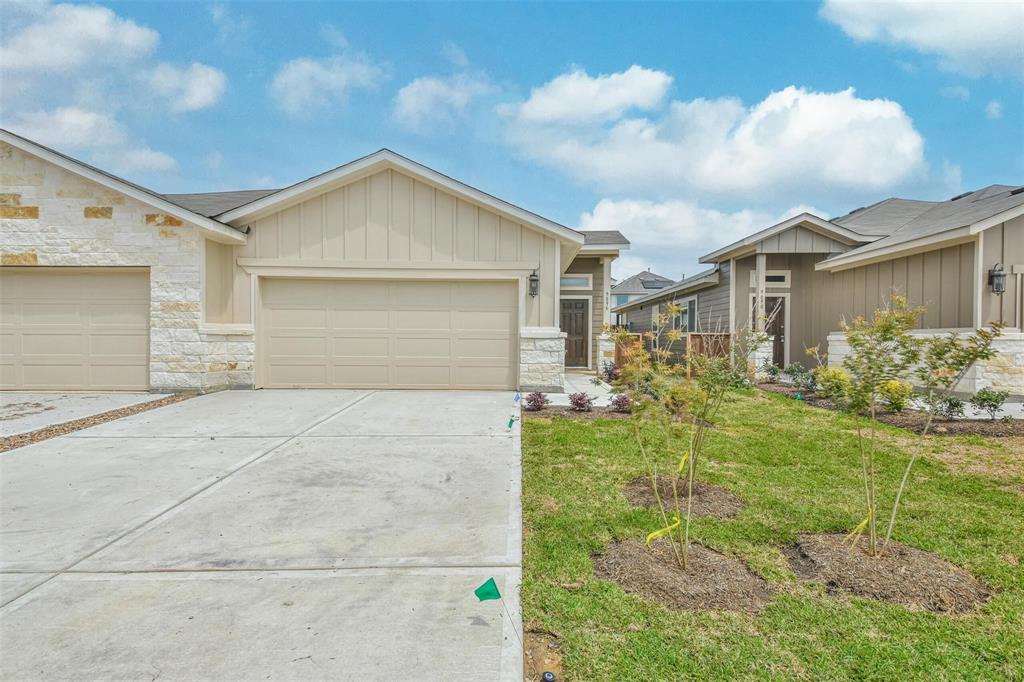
<box><xmin>613</xmin><ymin>332</ymin><xmax>732</xmax><ymax>378</ymax></box>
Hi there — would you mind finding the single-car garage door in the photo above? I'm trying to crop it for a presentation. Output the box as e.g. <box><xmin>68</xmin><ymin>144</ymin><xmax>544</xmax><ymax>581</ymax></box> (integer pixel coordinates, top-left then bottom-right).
<box><xmin>260</xmin><ymin>279</ymin><xmax>516</xmax><ymax>389</ymax></box>
<box><xmin>0</xmin><ymin>268</ymin><xmax>150</xmax><ymax>390</ymax></box>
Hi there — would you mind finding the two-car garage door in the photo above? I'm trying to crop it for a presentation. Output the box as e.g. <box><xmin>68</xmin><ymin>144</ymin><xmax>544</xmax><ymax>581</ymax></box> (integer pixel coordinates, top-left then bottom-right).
<box><xmin>260</xmin><ymin>279</ymin><xmax>517</xmax><ymax>389</ymax></box>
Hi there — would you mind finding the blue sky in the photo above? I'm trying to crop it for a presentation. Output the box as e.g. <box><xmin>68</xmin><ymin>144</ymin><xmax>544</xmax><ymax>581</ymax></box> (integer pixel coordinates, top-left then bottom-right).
<box><xmin>2</xmin><ymin>1</ymin><xmax>1021</xmax><ymax>278</ymax></box>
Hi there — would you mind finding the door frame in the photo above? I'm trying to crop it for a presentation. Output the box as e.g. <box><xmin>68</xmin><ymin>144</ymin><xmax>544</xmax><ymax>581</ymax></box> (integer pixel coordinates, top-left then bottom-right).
<box><xmin>748</xmin><ymin>292</ymin><xmax>790</xmax><ymax>367</ymax></box>
<box><xmin>560</xmin><ymin>294</ymin><xmax>593</xmax><ymax>369</ymax></box>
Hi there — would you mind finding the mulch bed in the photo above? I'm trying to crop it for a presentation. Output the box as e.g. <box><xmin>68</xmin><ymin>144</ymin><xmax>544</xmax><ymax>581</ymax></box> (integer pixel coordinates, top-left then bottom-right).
<box><xmin>593</xmin><ymin>539</ymin><xmax>773</xmax><ymax>614</ymax></box>
<box><xmin>0</xmin><ymin>393</ymin><xmax>193</xmax><ymax>452</ymax></box>
<box><xmin>784</xmin><ymin>533</ymin><xmax>990</xmax><ymax>614</ymax></box>
<box><xmin>522</xmin><ymin>405</ymin><xmax>633</xmax><ymax>421</ymax></box>
<box><xmin>759</xmin><ymin>382</ymin><xmax>1024</xmax><ymax>437</ymax></box>
<box><xmin>623</xmin><ymin>475</ymin><xmax>745</xmax><ymax>519</ymax></box>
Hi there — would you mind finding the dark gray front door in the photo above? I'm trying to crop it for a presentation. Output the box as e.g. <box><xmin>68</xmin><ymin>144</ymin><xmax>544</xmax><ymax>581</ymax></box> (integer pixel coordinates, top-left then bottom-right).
<box><xmin>561</xmin><ymin>299</ymin><xmax>588</xmax><ymax>367</ymax></box>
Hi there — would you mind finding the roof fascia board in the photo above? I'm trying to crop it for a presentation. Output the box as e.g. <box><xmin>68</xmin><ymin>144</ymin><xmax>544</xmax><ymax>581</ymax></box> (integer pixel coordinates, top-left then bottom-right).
<box><xmin>699</xmin><ymin>213</ymin><xmax>872</xmax><ymax>264</ymax></box>
<box><xmin>1</xmin><ymin>130</ymin><xmax>246</xmax><ymax>245</ymax></box>
<box><xmin>579</xmin><ymin>243</ymin><xmax>630</xmax><ymax>253</ymax></box>
<box><xmin>815</xmin><ymin>227</ymin><xmax>974</xmax><ymax>272</ymax></box>
<box><xmin>218</xmin><ymin>149</ymin><xmax>585</xmax><ymax>246</ymax></box>
<box><xmin>612</xmin><ymin>272</ymin><xmax>719</xmax><ymax>312</ymax></box>
<box><xmin>969</xmin><ymin>202</ymin><xmax>1024</xmax><ymax>234</ymax></box>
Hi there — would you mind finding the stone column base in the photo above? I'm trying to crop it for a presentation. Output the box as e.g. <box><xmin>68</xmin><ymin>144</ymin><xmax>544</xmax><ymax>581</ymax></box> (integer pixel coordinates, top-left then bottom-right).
<box><xmin>519</xmin><ymin>327</ymin><xmax>566</xmax><ymax>392</ymax></box>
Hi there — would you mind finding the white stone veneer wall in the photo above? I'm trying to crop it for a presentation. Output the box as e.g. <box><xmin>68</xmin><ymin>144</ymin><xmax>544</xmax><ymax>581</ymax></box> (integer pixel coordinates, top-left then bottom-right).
<box><xmin>597</xmin><ymin>333</ymin><xmax>615</xmax><ymax>376</ymax></box>
<box><xmin>1</xmin><ymin>143</ymin><xmax>254</xmax><ymax>391</ymax></box>
<box><xmin>519</xmin><ymin>327</ymin><xmax>566</xmax><ymax>391</ymax></box>
<box><xmin>827</xmin><ymin>330</ymin><xmax>1023</xmax><ymax>397</ymax></box>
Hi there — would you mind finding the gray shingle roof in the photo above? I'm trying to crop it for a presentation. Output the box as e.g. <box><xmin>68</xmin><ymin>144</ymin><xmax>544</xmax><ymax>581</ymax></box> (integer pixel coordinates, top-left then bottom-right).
<box><xmin>161</xmin><ymin>189</ymin><xmax>281</xmax><ymax>217</ymax></box>
<box><xmin>581</xmin><ymin>230</ymin><xmax>628</xmax><ymax>245</ymax></box>
<box><xmin>612</xmin><ymin>266</ymin><xmax>719</xmax><ymax>312</ymax></box>
<box><xmin>832</xmin><ymin>184</ymin><xmax>1024</xmax><ymax>260</ymax></box>
<box><xmin>832</xmin><ymin>198</ymin><xmax>937</xmax><ymax>236</ymax></box>
<box><xmin>611</xmin><ymin>270</ymin><xmax>675</xmax><ymax>295</ymax></box>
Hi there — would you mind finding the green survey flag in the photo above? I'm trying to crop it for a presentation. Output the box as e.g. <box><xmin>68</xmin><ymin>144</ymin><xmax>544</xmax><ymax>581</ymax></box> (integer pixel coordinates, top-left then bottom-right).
<box><xmin>474</xmin><ymin>577</ymin><xmax>501</xmax><ymax>602</ymax></box>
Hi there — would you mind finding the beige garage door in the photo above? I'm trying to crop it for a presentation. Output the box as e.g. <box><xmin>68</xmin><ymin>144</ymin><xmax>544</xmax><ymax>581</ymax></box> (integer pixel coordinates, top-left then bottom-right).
<box><xmin>0</xmin><ymin>268</ymin><xmax>150</xmax><ymax>390</ymax></box>
<box><xmin>260</xmin><ymin>279</ymin><xmax>517</xmax><ymax>389</ymax></box>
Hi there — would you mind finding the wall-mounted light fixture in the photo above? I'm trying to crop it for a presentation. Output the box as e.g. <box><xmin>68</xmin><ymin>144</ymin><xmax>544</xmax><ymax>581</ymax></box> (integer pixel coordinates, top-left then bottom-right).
<box><xmin>989</xmin><ymin>263</ymin><xmax>1007</xmax><ymax>295</ymax></box>
<box><xmin>528</xmin><ymin>270</ymin><xmax>539</xmax><ymax>297</ymax></box>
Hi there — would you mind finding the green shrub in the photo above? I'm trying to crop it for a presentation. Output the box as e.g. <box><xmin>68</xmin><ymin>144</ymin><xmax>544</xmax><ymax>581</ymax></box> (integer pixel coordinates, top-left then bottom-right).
<box><xmin>970</xmin><ymin>387</ymin><xmax>1009</xmax><ymax>420</ymax></box>
<box><xmin>934</xmin><ymin>396</ymin><xmax>966</xmax><ymax>420</ymax></box>
<box><xmin>814</xmin><ymin>366</ymin><xmax>852</xmax><ymax>401</ymax></box>
<box><xmin>879</xmin><ymin>379</ymin><xmax>914</xmax><ymax>412</ymax></box>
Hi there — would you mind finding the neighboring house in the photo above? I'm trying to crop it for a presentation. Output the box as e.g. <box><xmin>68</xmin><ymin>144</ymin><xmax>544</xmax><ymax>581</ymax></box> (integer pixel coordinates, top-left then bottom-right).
<box><xmin>613</xmin><ymin>186</ymin><xmax>1024</xmax><ymax>395</ymax></box>
<box><xmin>0</xmin><ymin>129</ymin><xmax>628</xmax><ymax>393</ymax></box>
<box><xmin>610</xmin><ymin>270</ymin><xmax>674</xmax><ymax>325</ymax></box>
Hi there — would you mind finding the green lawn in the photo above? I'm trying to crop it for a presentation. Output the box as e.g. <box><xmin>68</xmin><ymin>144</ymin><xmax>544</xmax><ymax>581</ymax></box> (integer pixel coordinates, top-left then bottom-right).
<box><xmin>521</xmin><ymin>390</ymin><xmax>1024</xmax><ymax>681</ymax></box>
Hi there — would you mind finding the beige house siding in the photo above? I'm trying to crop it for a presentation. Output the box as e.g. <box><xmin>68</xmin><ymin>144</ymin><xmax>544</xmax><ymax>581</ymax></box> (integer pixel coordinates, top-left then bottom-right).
<box><xmin>207</xmin><ymin>168</ymin><xmax>559</xmax><ymax>329</ymax></box>
<box><xmin>560</xmin><ymin>256</ymin><xmax>605</xmax><ymax>366</ymax></box>
<box><xmin>980</xmin><ymin>215</ymin><xmax>1024</xmax><ymax>329</ymax></box>
<box><xmin>695</xmin><ymin>263</ymin><xmax>730</xmax><ymax>333</ymax></box>
<box><xmin>758</xmin><ymin>225</ymin><xmax>854</xmax><ymax>255</ymax></box>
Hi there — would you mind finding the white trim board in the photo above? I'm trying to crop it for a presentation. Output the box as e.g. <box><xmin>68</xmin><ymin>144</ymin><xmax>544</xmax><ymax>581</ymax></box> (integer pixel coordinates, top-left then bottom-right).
<box><xmin>560</xmin><ymin>294</ymin><xmax>593</xmax><ymax>369</ymax></box>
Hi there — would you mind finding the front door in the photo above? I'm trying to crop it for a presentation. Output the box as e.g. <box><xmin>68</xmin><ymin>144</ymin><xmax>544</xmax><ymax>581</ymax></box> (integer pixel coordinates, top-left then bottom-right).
<box><xmin>560</xmin><ymin>299</ymin><xmax>589</xmax><ymax>367</ymax></box>
<box><xmin>765</xmin><ymin>296</ymin><xmax>786</xmax><ymax>367</ymax></box>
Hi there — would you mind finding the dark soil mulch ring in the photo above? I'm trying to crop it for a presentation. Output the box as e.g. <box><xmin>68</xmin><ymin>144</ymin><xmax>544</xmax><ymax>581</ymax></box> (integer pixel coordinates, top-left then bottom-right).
<box><xmin>522</xmin><ymin>405</ymin><xmax>632</xmax><ymax>420</ymax></box>
<box><xmin>784</xmin><ymin>532</ymin><xmax>991</xmax><ymax>614</ymax></box>
<box><xmin>759</xmin><ymin>383</ymin><xmax>1024</xmax><ymax>437</ymax></box>
<box><xmin>593</xmin><ymin>539</ymin><xmax>773</xmax><ymax>614</ymax></box>
<box><xmin>523</xmin><ymin>628</ymin><xmax>563</xmax><ymax>682</ymax></box>
<box><xmin>623</xmin><ymin>476</ymin><xmax>745</xmax><ymax>519</ymax></box>
<box><xmin>0</xmin><ymin>393</ymin><xmax>193</xmax><ymax>452</ymax></box>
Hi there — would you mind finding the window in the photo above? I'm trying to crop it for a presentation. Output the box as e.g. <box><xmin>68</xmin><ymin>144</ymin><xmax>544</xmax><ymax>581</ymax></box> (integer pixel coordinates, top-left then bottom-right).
<box><xmin>748</xmin><ymin>269</ymin><xmax>791</xmax><ymax>288</ymax></box>
<box><xmin>614</xmin><ymin>294</ymin><xmax>631</xmax><ymax>306</ymax></box>
<box><xmin>673</xmin><ymin>298</ymin><xmax>697</xmax><ymax>332</ymax></box>
<box><xmin>560</xmin><ymin>274</ymin><xmax>593</xmax><ymax>290</ymax></box>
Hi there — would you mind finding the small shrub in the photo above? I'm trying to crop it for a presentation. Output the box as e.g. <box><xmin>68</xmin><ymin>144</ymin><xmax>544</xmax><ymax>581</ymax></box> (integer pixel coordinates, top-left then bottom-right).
<box><xmin>970</xmin><ymin>387</ymin><xmax>1009</xmax><ymax>420</ymax></box>
<box><xmin>568</xmin><ymin>392</ymin><xmax>595</xmax><ymax>412</ymax></box>
<box><xmin>600</xmin><ymin>361</ymin><xmax>621</xmax><ymax>384</ymax></box>
<box><xmin>609</xmin><ymin>393</ymin><xmax>632</xmax><ymax>413</ymax></box>
<box><xmin>523</xmin><ymin>391</ymin><xmax>550</xmax><ymax>412</ymax></box>
<box><xmin>783</xmin><ymin>362</ymin><xmax>817</xmax><ymax>391</ymax></box>
<box><xmin>814</xmin><ymin>366</ymin><xmax>853</xmax><ymax>401</ymax></box>
<box><xmin>879</xmin><ymin>379</ymin><xmax>914</xmax><ymax>412</ymax></box>
<box><xmin>934</xmin><ymin>396</ymin><xmax>965</xmax><ymax>420</ymax></box>
<box><xmin>762</xmin><ymin>360</ymin><xmax>781</xmax><ymax>382</ymax></box>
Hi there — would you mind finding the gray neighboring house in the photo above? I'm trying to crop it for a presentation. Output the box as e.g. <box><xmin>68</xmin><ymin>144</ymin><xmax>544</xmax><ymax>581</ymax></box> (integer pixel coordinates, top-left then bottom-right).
<box><xmin>613</xmin><ymin>185</ymin><xmax>1024</xmax><ymax>395</ymax></box>
<box><xmin>610</xmin><ymin>270</ymin><xmax>675</xmax><ymax>324</ymax></box>
<box><xmin>0</xmin><ymin>129</ymin><xmax>629</xmax><ymax>393</ymax></box>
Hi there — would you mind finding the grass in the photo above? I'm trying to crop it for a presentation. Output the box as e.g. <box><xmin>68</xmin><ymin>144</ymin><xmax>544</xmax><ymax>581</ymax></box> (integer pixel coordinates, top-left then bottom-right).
<box><xmin>521</xmin><ymin>390</ymin><xmax>1024</xmax><ymax>681</ymax></box>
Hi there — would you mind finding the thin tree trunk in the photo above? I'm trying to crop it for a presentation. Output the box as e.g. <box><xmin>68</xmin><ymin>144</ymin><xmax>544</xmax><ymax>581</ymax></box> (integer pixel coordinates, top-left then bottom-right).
<box><xmin>882</xmin><ymin>392</ymin><xmax>936</xmax><ymax>551</ymax></box>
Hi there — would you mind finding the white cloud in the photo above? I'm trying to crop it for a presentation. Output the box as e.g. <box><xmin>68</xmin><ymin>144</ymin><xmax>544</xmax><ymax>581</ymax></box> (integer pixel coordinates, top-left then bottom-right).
<box><xmin>511</xmin><ymin>64</ymin><xmax>672</xmax><ymax>124</ymax></box>
<box><xmin>441</xmin><ymin>42</ymin><xmax>469</xmax><ymax>67</ymax></box>
<box><xmin>5</xmin><ymin>106</ymin><xmax>176</xmax><ymax>173</ymax></box>
<box><xmin>504</xmin><ymin>73</ymin><xmax>927</xmax><ymax>203</ymax></box>
<box><xmin>270</xmin><ymin>55</ymin><xmax>384</xmax><ymax>117</ymax></box>
<box><xmin>394</xmin><ymin>73</ymin><xmax>493</xmax><ymax>132</ymax></box>
<box><xmin>149</xmin><ymin>62</ymin><xmax>227</xmax><ymax>112</ymax></box>
<box><xmin>821</xmin><ymin>0</ymin><xmax>1023</xmax><ymax>78</ymax></box>
<box><xmin>209</xmin><ymin>2</ymin><xmax>252</xmax><ymax>45</ymax></box>
<box><xmin>580</xmin><ymin>198</ymin><xmax>817</xmax><ymax>281</ymax></box>
<box><xmin>986</xmin><ymin>99</ymin><xmax>1004</xmax><ymax>119</ymax></box>
<box><xmin>939</xmin><ymin>85</ymin><xmax>970</xmax><ymax>101</ymax></box>
<box><xmin>0</xmin><ymin>1</ymin><xmax>158</xmax><ymax>72</ymax></box>
<box><xmin>321</xmin><ymin>23</ymin><xmax>349</xmax><ymax>50</ymax></box>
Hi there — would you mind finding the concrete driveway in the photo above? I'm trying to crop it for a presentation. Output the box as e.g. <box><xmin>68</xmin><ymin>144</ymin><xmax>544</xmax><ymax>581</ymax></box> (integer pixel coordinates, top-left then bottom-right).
<box><xmin>0</xmin><ymin>390</ymin><xmax>522</xmax><ymax>681</ymax></box>
<box><xmin>0</xmin><ymin>392</ymin><xmax>167</xmax><ymax>437</ymax></box>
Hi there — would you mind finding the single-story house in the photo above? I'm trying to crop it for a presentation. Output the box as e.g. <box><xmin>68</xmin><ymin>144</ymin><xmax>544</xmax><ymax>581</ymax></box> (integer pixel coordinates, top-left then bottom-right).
<box><xmin>0</xmin><ymin>129</ymin><xmax>628</xmax><ymax>393</ymax></box>
<box><xmin>609</xmin><ymin>269</ymin><xmax>674</xmax><ymax>325</ymax></box>
<box><xmin>613</xmin><ymin>185</ymin><xmax>1024</xmax><ymax>395</ymax></box>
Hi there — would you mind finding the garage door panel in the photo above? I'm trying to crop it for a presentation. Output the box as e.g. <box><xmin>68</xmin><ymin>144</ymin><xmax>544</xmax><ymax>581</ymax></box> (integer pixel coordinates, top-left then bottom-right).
<box><xmin>268</xmin><ymin>336</ymin><xmax>328</xmax><ymax>357</ymax></box>
<box><xmin>261</xmin><ymin>279</ymin><xmax>516</xmax><ymax>389</ymax></box>
<box><xmin>0</xmin><ymin>268</ymin><xmax>150</xmax><ymax>390</ymax></box>
<box><xmin>268</xmin><ymin>364</ymin><xmax>328</xmax><ymax>386</ymax></box>
<box><xmin>267</xmin><ymin>307</ymin><xmax>327</xmax><ymax>328</ymax></box>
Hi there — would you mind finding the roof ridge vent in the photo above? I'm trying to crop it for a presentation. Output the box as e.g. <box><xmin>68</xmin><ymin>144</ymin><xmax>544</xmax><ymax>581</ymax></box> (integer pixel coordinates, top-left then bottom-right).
<box><xmin>948</xmin><ymin>190</ymin><xmax>973</xmax><ymax>201</ymax></box>
<box><xmin>1010</xmin><ymin>186</ymin><xmax>1024</xmax><ymax>196</ymax></box>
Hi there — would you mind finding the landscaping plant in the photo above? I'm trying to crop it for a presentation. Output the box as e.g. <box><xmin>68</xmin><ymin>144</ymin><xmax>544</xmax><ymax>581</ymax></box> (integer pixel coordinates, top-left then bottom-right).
<box><xmin>568</xmin><ymin>392</ymin><xmax>595</xmax><ymax>412</ymax></box>
<box><xmin>609</xmin><ymin>393</ymin><xmax>632</xmax><ymax>413</ymax></box>
<box><xmin>524</xmin><ymin>391</ymin><xmax>550</xmax><ymax>412</ymax></box>
<box><xmin>935</xmin><ymin>396</ymin><xmax>966</xmax><ymax>420</ymax></box>
<box><xmin>969</xmin><ymin>387</ymin><xmax>1009</xmax><ymax>420</ymax></box>
<box><xmin>833</xmin><ymin>296</ymin><xmax>1002</xmax><ymax>556</ymax></box>
<box><xmin>878</xmin><ymin>379</ymin><xmax>913</xmax><ymax>412</ymax></box>
<box><xmin>600</xmin><ymin>361</ymin><xmax>621</xmax><ymax>384</ymax></box>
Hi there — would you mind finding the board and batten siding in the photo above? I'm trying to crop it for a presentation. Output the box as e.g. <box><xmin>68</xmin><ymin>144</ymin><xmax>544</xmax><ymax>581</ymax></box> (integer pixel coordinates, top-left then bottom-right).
<box><xmin>695</xmin><ymin>262</ymin><xmax>730</xmax><ymax>334</ymax></box>
<box><xmin>205</xmin><ymin>168</ymin><xmax>559</xmax><ymax>328</ymax></box>
<box><xmin>980</xmin><ymin>215</ymin><xmax>1023</xmax><ymax>329</ymax></box>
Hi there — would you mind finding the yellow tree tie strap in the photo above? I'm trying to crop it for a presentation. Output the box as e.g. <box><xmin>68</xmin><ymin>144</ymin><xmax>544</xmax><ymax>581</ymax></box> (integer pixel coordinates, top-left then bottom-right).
<box><xmin>677</xmin><ymin>450</ymin><xmax>690</xmax><ymax>475</ymax></box>
<box><xmin>843</xmin><ymin>510</ymin><xmax>873</xmax><ymax>547</ymax></box>
<box><xmin>646</xmin><ymin>516</ymin><xmax>681</xmax><ymax>546</ymax></box>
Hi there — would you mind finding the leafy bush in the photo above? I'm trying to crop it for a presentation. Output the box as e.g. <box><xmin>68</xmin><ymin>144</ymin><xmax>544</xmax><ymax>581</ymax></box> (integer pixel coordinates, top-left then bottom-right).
<box><xmin>814</xmin><ymin>366</ymin><xmax>853</xmax><ymax>401</ymax></box>
<box><xmin>600</xmin><ymin>361</ymin><xmax>621</xmax><ymax>384</ymax></box>
<box><xmin>934</xmin><ymin>396</ymin><xmax>965</xmax><ymax>420</ymax></box>
<box><xmin>609</xmin><ymin>393</ymin><xmax>632</xmax><ymax>413</ymax></box>
<box><xmin>568</xmin><ymin>392</ymin><xmax>595</xmax><ymax>412</ymax></box>
<box><xmin>523</xmin><ymin>391</ymin><xmax>550</xmax><ymax>412</ymax></box>
<box><xmin>879</xmin><ymin>379</ymin><xmax>914</xmax><ymax>412</ymax></box>
<box><xmin>783</xmin><ymin>362</ymin><xmax>817</xmax><ymax>391</ymax></box>
<box><xmin>761</xmin><ymin>360</ymin><xmax>781</xmax><ymax>382</ymax></box>
<box><xmin>970</xmin><ymin>387</ymin><xmax>1009</xmax><ymax>420</ymax></box>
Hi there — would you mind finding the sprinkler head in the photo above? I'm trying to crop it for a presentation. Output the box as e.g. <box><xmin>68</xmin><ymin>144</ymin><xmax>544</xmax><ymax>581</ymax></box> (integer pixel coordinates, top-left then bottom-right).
<box><xmin>542</xmin><ymin>673</ymin><xmax>557</xmax><ymax>682</ymax></box>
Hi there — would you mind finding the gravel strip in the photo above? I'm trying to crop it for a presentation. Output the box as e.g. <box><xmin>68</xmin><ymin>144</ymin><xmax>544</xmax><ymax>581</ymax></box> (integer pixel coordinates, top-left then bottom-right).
<box><xmin>0</xmin><ymin>393</ymin><xmax>193</xmax><ymax>452</ymax></box>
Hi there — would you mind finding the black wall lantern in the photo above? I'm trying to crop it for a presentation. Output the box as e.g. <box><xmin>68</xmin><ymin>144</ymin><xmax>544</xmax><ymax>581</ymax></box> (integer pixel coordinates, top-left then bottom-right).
<box><xmin>989</xmin><ymin>263</ymin><xmax>1007</xmax><ymax>295</ymax></box>
<box><xmin>528</xmin><ymin>270</ymin><xmax>540</xmax><ymax>297</ymax></box>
